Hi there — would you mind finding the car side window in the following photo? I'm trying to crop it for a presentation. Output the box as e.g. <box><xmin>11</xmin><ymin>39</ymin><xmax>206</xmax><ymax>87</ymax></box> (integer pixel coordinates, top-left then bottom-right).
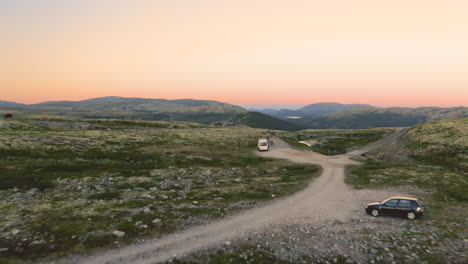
<box><xmin>385</xmin><ymin>199</ymin><xmax>398</xmax><ymax>206</ymax></box>
<box><xmin>410</xmin><ymin>200</ymin><xmax>420</xmax><ymax>207</ymax></box>
<box><xmin>399</xmin><ymin>199</ymin><xmax>411</xmax><ymax>207</ymax></box>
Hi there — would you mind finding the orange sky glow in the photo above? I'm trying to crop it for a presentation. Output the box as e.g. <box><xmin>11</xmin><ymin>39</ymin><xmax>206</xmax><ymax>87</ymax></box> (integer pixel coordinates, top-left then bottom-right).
<box><xmin>1</xmin><ymin>0</ymin><xmax>467</xmax><ymax>107</ymax></box>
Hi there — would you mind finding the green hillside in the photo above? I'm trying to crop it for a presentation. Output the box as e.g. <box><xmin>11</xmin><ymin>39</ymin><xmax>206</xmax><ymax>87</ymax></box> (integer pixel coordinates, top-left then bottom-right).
<box><xmin>1</xmin><ymin>97</ymin><xmax>247</xmax><ymax>123</ymax></box>
<box><xmin>231</xmin><ymin>112</ymin><xmax>304</xmax><ymax>131</ymax></box>
<box><xmin>405</xmin><ymin>118</ymin><xmax>468</xmax><ymax>172</ymax></box>
<box><xmin>297</xmin><ymin>107</ymin><xmax>468</xmax><ymax>129</ymax></box>
<box><xmin>349</xmin><ymin>118</ymin><xmax>468</xmax><ymax>203</ymax></box>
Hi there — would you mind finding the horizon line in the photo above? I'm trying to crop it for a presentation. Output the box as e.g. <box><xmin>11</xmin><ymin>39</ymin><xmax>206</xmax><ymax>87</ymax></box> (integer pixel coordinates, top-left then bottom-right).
<box><xmin>1</xmin><ymin>96</ymin><xmax>467</xmax><ymax>109</ymax></box>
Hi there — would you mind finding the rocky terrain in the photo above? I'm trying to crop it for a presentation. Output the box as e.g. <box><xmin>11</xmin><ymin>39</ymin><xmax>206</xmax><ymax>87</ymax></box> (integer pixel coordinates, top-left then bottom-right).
<box><xmin>0</xmin><ymin>117</ymin><xmax>320</xmax><ymax>263</ymax></box>
<box><xmin>0</xmin><ymin>116</ymin><xmax>466</xmax><ymax>264</ymax></box>
<box><xmin>170</xmin><ymin>215</ymin><xmax>465</xmax><ymax>264</ymax></box>
<box><xmin>164</xmin><ymin>120</ymin><xmax>467</xmax><ymax>264</ymax></box>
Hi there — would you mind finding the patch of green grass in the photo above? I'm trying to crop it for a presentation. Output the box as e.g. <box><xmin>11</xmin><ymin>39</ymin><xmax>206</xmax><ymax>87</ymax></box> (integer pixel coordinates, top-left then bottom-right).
<box><xmin>280</xmin><ymin>128</ymin><xmax>396</xmax><ymax>155</ymax></box>
<box><xmin>115</xmin><ymin>221</ymin><xmax>139</xmax><ymax>236</ymax></box>
<box><xmin>346</xmin><ymin>160</ymin><xmax>467</xmax><ymax>203</ymax></box>
<box><xmin>87</xmin><ymin>191</ymin><xmax>121</xmax><ymax>200</ymax></box>
<box><xmin>0</xmin><ymin>258</ymin><xmax>25</xmax><ymax>264</ymax></box>
<box><xmin>170</xmin><ymin>245</ymin><xmax>356</xmax><ymax>264</ymax></box>
<box><xmin>281</xmin><ymin>138</ymin><xmax>311</xmax><ymax>150</ymax></box>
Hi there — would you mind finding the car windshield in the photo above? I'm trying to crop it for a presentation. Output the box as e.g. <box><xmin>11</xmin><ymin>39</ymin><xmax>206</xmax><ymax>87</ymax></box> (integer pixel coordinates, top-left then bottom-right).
<box><xmin>260</xmin><ymin>142</ymin><xmax>268</xmax><ymax>146</ymax></box>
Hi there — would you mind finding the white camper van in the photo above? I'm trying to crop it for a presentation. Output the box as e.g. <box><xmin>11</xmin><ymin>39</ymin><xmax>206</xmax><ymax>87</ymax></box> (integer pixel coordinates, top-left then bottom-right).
<box><xmin>257</xmin><ymin>138</ymin><xmax>269</xmax><ymax>151</ymax></box>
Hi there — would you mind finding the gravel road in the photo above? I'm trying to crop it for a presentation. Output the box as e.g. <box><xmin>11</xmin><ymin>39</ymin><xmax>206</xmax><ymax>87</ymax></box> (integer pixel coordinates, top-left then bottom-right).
<box><xmin>54</xmin><ymin>131</ymin><xmax>408</xmax><ymax>264</ymax></box>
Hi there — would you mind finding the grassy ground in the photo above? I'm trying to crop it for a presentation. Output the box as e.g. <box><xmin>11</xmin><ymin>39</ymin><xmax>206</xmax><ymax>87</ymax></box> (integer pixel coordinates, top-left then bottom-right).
<box><xmin>0</xmin><ymin>117</ymin><xmax>320</xmax><ymax>262</ymax></box>
<box><xmin>279</xmin><ymin>128</ymin><xmax>399</xmax><ymax>155</ymax></box>
<box><xmin>345</xmin><ymin>160</ymin><xmax>467</xmax><ymax>257</ymax></box>
<box><xmin>346</xmin><ymin>161</ymin><xmax>467</xmax><ymax>203</ymax></box>
<box><xmin>405</xmin><ymin>118</ymin><xmax>468</xmax><ymax>173</ymax></box>
<box><xmin>168</xmin><ymin>245</ymin><xmax>352</xmax><ymax>264</ymax></box>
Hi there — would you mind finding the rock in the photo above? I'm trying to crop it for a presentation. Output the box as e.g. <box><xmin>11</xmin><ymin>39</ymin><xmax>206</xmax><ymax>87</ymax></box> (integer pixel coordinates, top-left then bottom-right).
<box><xmin>11</xmin><ymin>229</ymin><xmax>20</xmax><ymax>236</ymax></box>
<box><xmin>0</xmin><ymin>248</ymin><xmax>8</xmax><ymax>253</ymax></box>
<box><xmin>152</xmin><ymin>219</ymin><xmax>162</xmax><ymax>225</ymax></box>
<box><xmin>192</xmin><ymin>201</ymin><xmax>199</xmax><ymax>205</ymax></box>
<box><xmin>142</xmin><ymin>194</ymin><xmax>155</xmax><ymax>199</ymax></box>
<box><xmin>234</xmin><ymin>178</ymin><xmax>242</xmax><ymax>183</ymax></box>
<box><xmin>143</xmin><ymin>207</ymin><xmax>152</xmax><ymax>214</ymax></box>
<box><xmin>225</xmin><ymin>241</ymin><xmax>231</xmax><ymax>246</ymax></box>
<box><xmin>112</xmin><ymin>231</ymin><xmax>125</xmax><ymax>238</ymax></box>
<box><xmin>30</xmin><ymin>240</ymin><xmax>46</xmax><ymax>246</ymax></box>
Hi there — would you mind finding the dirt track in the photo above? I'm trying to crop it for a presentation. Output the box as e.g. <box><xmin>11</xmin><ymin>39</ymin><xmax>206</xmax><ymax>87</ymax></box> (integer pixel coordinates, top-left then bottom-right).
<box><xmin>56</xmin><ymin>132</ymin><xmax>407</xmax><ymax>264</ymax></box>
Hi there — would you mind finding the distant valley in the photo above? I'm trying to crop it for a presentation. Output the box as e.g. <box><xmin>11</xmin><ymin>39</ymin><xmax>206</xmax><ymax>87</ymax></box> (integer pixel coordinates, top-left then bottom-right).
<box><xmin>249</xmin><ymin>102</ymin><xmax>374</xmax><ymax>118</ymax></box>
<box><xmin>250</xmin><ymin>103</ymin><xmax>468</xmax><ymax>130</ymax></box>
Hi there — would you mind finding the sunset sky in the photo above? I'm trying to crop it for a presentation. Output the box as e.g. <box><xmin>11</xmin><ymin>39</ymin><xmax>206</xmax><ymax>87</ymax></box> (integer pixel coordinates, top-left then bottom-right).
<box><xmin>1</xmin><ymin>0</ymin><xmax>467</xmax><ymax>107</ymax></box>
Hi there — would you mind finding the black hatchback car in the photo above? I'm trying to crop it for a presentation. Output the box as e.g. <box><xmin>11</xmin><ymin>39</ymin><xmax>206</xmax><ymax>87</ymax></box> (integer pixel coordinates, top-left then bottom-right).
<box><xmin>365</xmin><ymin>197</ymin><xmax>423</xmax><ymax>220</ymax></box>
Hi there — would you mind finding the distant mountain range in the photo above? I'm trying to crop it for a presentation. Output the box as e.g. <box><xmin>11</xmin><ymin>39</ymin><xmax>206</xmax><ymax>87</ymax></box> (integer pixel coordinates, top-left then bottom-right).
<box><xmin>250</xmin><ymin>103</ymin><xmax>374</xmax><ymax>118</ymax></box>
<box><xmin>1</xmin><ymin>98</ymin><xmax>467</xmax><ymax>130</ymax></box>
<box><xmin>231</xmin><ymin>112</ymin><xmax>303</xmax><ymax>131</ymax></box>
<box><xmin>0</xmin><ymin>96</ymin><xmax>246</xmax><ymax>123</ymax></box>
<box><xmin>249</xmin><ymin>103</ymin><xmax>468</xmax><ymax>129</ymax></box>
<box><xmin>0</xmin><ymin>100</ymin><xmax>25</xmax><ymax>107</ymax></box>
<box><xmin>294</xmin><ymin>106</ymin><xmax>468</xmax><ymax>129</ymax></box>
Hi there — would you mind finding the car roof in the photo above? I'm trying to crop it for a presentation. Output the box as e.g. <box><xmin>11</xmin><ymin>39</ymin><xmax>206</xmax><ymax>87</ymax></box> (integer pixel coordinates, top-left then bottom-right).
<box><xmin>258</xmin><ymin>139</ymin><xmax>268</xmax><ymax>142</ymax></box>
<box><xmin>389</xmin><ymin>196</ymin><xmax>418</xmax><ymax>200</ymax></box>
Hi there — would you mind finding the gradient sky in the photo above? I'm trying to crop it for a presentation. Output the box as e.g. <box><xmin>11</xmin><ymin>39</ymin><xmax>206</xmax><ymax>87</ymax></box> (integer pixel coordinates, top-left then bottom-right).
<box><xmin>1</xmin><ymin>0</ymin><xmax>467</xmax><ymax>107</ymax></box>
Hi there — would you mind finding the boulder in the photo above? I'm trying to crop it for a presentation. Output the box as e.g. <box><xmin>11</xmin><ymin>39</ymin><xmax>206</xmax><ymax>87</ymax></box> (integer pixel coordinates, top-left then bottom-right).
<box><xmin>112</xmin><ymin>230</ymin><xmax>125</xmax><ymax>238</ymax></box>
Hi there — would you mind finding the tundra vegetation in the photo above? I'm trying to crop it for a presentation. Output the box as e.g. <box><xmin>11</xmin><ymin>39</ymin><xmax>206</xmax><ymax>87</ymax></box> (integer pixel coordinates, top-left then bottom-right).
<box><xmin>279</xmin><ymin>128</ymin><xmax>399</xmax><ymax>155</ymax></box>
<box><xmin>172</xmin><ymin>119</ymin><xmax>467</xmax><ymax>264</ymax></box>
<box><xmin>0</xmin><ymin>116</ymin><xmax>466</xmax><ymax>264</ymax></box>
<box><xmin>347</xmin><ymin>118</ymin><xmax>467</xmax><ymax>203</ymax></box>
<box><xmin>0</xmin><ymin>116</ymin><xmax>319</xmax><ymax>262</ymax></box>
<box><xmin>344</xmin><ymin>118</ymin><xmax>467</xmax><ymax>262</ymax></box>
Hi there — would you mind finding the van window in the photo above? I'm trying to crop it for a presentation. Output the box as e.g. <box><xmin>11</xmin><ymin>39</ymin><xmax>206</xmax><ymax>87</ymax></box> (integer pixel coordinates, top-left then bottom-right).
<box><xmin>260</xmin><ymin>142</ymin><xmax>268</xmax><ymax>146</ymax></box>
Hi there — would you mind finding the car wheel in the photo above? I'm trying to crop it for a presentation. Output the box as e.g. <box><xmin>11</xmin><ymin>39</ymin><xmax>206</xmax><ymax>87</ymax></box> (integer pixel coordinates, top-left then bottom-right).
<box><xmin>407</xmin><ymin>212</ymin><xmax>416</xmax><ymax>220</ymax></box>
<box><xmin>371</xmin><ymin>209</ymin><xmax>379</xmax><ymax>217</ymax></box>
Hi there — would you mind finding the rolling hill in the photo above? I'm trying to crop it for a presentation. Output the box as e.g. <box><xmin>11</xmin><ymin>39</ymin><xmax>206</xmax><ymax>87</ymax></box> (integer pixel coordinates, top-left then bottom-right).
<box><xmin>295</xmin><ymin>106</ymin><xmax>468</xmax><ymax>129</ymax></box>
<box><xmin>30</xmin><ymin>96</ymin><xmax>244</xmax><ymax>113</ymax></box>
<box><xmin>0</xmin><ymin>100</ymin><xmax>25</xmax><ymax>107</ymax></box>
<box><xmin>231</xmin><ymin>112</ymin><xmax>304</xmax><ymax>131</ymax></box>
<box><xmin>1</xmin><ymin>97</ymin><xmax>247</xmax><ymax>123</ymax></box>
<box><xmin>3</xmin><ymin>98</ymin><xmax>467</xmax><ymax>130</ymax></box>
<box><xmin>366</xmin><ymin>117</ymin><xmax>468</xmax><ymax>172</ymax></box>
<box><xmin>253</xmin><ymin>102</ymin><xmax>374</xmax><ymax>118</ymax></box>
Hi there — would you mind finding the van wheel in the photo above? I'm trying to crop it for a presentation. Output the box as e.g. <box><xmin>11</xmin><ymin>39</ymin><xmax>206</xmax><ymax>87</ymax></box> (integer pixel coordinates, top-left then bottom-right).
<box><xmin>371</xmin><ymin>209</ymin><xmax>379</xmax><ymax>217</ymax></box>
<box><xmin>407</xmin><ymin>212</ymin><xmax>416</xmax><ymax>220</ymax></box>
